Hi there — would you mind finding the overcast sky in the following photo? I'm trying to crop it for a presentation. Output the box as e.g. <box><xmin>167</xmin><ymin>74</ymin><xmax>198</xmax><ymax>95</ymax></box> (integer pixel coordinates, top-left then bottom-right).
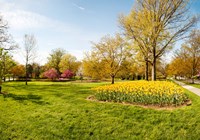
<box><xmin>0</xmin><ymin>0</ymin><xmax>199</xmax><ymax>65</ymax></box>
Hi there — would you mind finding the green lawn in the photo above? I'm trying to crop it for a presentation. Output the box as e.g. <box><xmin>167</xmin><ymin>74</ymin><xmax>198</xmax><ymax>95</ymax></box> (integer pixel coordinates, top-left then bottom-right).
<box><xmin>190</xmin><ymin>83</ymin><xmax>200</xmax><ymax>89</ymax></box>
<box><xmin>1</xmin><ymin>81</ymin><xmax>200</xmax><ymax>139</ymax></box>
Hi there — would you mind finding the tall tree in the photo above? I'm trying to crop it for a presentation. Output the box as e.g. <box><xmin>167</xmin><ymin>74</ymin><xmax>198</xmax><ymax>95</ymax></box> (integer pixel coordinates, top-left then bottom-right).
<box><xmin>24</xmin><ymin>34</ymin><xmax>37</xmax><ymax>85</ymax></box>
<box><xmin>175</xmin><ymin>30</ymin><xmax>200</xmax><ymax>83</ymax></box>
<box><xmin>83</xmin><ymin>52</ymin><xmax>109</xmax><ymax>80</ymax></box>
<box><xmin>0</xmin><ymin>15</ymin><xmax>17</xmax><ymax>92</ymax></box>
<box><xmin>2</xmin><ymin>54</ymin><xmax>16</xmax><ymax>81</ymax></box>
<box><xmin>31</xmin><ymin>63</ymin><xmax>41</xmax><ymax>79</ymax></box>
<box><xmin>59</xmin><ymin>53</ymin><xmax>81</xmax><ymax>75</ymax></box>
<box><xmin>88</xmin><ymin>34</ymin><xmax>131</xmax><ymax>84</ymax></box>
<box><xmin>166</xmin><ymin>57</ymin><xmax>184</xmax><ymax>79</ymax></box>
<box><xmin>11</xmin><ymin>64</ymin><xmax>26</xmax><ymax>79</ymax></box>
<box><xmin>120</xmin><ymin>0</ymin><xmax>197</xmax><ymax>81</ymax></box>
<box><xmin>186</xmin><ymin>30</ymin><xmax>200</xmax><ymax>83</ymax></box>
<box><xmin>47</xmin><ymin>48</ymin><xmax>65</xmax><ymax>75</ymax></box>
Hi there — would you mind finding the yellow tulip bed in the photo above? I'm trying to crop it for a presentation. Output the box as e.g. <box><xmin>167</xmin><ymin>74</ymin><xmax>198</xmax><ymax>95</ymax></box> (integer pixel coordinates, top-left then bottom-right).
<box><xmin>93</xmin><ymin>81</ymin><xmax>188</xmax><ymax>106</ymax></box>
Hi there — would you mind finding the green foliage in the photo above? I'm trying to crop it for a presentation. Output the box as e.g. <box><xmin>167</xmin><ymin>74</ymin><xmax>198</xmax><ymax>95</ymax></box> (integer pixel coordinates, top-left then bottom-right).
<box><xmin>0</xmin><ymin>81</ymin><xmax>200</xmax><ymax>139</ymax></box>
<box><xmin>46</xmin><ymin>48</ymin><xmax>66</xmax><ymax>74</ymax></box>
<box><xmin>11</xmin><ymin>64</ymin><xmax>25</xmax><ymax>77</ymax></box>
<box><xmin>59</xmin><ymin>53</ymin><xmax>81</xmax><ymax>74</ymax></box>
<box><xmin>83</xmin><ymin>34</ymin><xmax>132</xmax><ymax>83</ymax></box>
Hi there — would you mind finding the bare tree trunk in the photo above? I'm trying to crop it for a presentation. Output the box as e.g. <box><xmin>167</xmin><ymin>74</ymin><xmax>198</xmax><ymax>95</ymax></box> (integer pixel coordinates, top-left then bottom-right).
<box><xmin>24</xmin><ymin>34</ymin><xmax>37</xmax><ymax>85</ymax></box>
<box><xmin>111</xmin><ymin>75</ymin><xmax>115</xmax><ymax>84</ymax></box>
<box><xmin>25</xmin><ymin>63</ymin><xmax>28</xmax><ymax>85</ymax></box>
<box><xmin>0</xmin><ymin>77</ymin><xmax>2</xmax><ymax>93</ymax></box>
<box><xmin>145</xmin><ymin>60</ymin><xmax>149</xmax><ymax>81</ymax></box>
<box><xmin>152</xmin><ymin>58</ymin><xmax>156</xmax><ymax>81</ymax></box>
<box><xmin>0</xmin><ymin>73</ymin><xmax>2</xmax><ymax>93</ymax></box>
<box><xmin>191</xmin><ymin>68</ymin><xmax>195</xmax><ymax>84</ymax></box>
<box><xmin>152</xmin><ymin>46</ymin><xmax>156</xmax><ymax>81</ymax></box>
<box><xmin>0</xmin><ymin>64</ymin><xmax>3</xmax><ymax>93</ymax></box>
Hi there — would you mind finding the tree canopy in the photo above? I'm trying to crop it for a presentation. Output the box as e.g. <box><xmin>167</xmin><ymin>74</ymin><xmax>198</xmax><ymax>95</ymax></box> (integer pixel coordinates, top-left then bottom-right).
<box><xmin>120</xmin><ymin>0</ymin><xmax>197</xmax><ymax>80</ymax></box>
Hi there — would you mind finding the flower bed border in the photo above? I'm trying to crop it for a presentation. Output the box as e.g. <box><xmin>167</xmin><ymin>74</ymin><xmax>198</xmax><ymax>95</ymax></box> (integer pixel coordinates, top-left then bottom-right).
<box><xmin>87</xmin><ymin>95</ymin><xmax>192</xmax><ymax>110</ymax></box>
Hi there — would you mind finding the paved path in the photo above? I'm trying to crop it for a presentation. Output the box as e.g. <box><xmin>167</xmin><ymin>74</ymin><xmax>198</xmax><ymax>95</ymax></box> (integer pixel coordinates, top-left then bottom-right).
<box><xmin>173</xmin><ymin>80</ymin><xmax>200</xmax><ymax>96</ymax></box>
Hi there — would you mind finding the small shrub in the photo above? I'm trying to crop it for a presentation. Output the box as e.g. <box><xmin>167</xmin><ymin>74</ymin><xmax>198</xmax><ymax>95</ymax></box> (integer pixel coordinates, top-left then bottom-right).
<box><xmin>92</xmin><ymin>81</ymin><xmax>189</xmax><ymax>106</ymax></box>
<box><xmin>43</xmin><ymin>68</ymin><xmax>59</xmax><ymax>80</ymax></box>
<box><xmin>61</xmin><ymin>69</ymin><xmax>74</xmax><ymax>79</ymax></box>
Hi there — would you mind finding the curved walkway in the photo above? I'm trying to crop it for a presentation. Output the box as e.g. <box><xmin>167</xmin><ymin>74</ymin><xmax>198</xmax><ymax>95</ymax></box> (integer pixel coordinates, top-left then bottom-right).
<box><xmin>173</xmin><ymin>80</ymin><xmax>200</xmax><ymax>96</ymax></box>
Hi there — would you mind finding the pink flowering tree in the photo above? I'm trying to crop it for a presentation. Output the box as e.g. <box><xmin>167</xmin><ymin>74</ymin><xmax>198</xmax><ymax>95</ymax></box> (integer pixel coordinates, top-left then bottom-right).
<box><xmin>43</xmin><ymin>68</ymin><xmax>59</xmax><ymax>80</ymax></box>
<box><xmin>61</xmin><ymin>69</ymin><xmax>74</xmax><ymax>79</ymax></box>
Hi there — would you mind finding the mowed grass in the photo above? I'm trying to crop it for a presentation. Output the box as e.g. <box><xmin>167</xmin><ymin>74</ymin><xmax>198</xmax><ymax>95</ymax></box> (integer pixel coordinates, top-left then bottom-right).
<box><xmin>1</xmin><ymin>81</ymin><xmax>200</xmax><ymax>139</ymax></box>
<box><xmin>190</xmin><ymin>83</ymin><xmax>200</xmax><ymax>89</ymax></box>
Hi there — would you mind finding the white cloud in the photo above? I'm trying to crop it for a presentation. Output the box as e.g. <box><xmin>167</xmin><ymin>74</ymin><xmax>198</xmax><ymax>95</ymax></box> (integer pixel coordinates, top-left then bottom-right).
<box><xmin>2</xmin><ymin>9</ymin><xmax>75</xmax><ymax>33</ymax></box>
<box><xmin>3</xmin><ymin>10</ymin><xmax>49</xmax><ymax>29</ymax></box>
<box><xmin>0</xmin><ymin>1</ymin><xmax>47</xmax><ymax>29</ymax></box>
<box><xmin>0</xmin><ymin>1</ymin><xmax>74</xmax><ymax>33</ymax></box>
<box><xmin>0</xmin><ymin>1</ymin><xmax>105</xmax><ymax>65</ymax></box>
<box><xmin>0</xmin><ymin>1</ymin><xmax>16</xmax><ymax>11</ymax></box>
<box><xmin>73</xmin><ymin>3</ymin><xmax>85</xmax><ymax>11</ymax></box>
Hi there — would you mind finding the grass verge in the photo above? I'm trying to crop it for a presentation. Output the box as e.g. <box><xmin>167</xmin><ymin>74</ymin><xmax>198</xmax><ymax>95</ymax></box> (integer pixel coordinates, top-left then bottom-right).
<box><xmin>189</xmin><ymin>83</ymin><xmax>200</xmax><ymax>89</ymax></box>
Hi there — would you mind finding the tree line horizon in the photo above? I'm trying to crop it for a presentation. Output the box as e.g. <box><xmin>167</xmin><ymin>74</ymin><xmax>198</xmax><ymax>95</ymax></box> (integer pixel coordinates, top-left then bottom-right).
<box><xmin>0</xmin><ymin>0</ymin><xmax>199</xmax><ymax>86</ymax></box>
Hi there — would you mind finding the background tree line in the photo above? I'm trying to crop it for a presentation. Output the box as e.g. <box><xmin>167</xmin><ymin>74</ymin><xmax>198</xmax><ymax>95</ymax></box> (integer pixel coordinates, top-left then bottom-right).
<box><xmin>0</xmin><ymin>0</ymin><xmax>199</xmax><ymax>86</ymax></box>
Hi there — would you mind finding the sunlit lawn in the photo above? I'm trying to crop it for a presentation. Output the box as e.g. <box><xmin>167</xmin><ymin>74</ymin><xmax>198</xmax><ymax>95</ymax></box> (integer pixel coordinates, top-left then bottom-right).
<box><xmin>190</xmin><ymin>83</ymin><xmax>200</xmax><ymax>89</ymax></box>
<box><xmin>1</xmin><ymin>81</ymin><xmax>200</xmax><ymax>139</ymax></box>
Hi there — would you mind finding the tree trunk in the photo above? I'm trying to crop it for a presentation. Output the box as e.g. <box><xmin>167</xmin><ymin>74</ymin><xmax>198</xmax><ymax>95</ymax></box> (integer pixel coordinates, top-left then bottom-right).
<box><xmin>25</xmin><ymin>63</ymin><xmax>28</xmax><ymax>85</ymax></box>
<box><xmin>145</xmin><ymin>60</ymin><xmax>149</xmax><ymax>81</ymax></box>
<box><xmin>0</xmin><ymin>66</ymin><xmax>2</xmax><ymax>93</ymax></box>
<box><xmin>191</xmin><ymin>68</ymin><xmax>195</xmax><ymax>84</ymax></box>
<box><xmin>26</xmin><ymin>71</ymin><xmax>28</xmax><ymax>85</ymax></box>
<box><xmin>26</xmin><ymin>77</ymin><xmax>28</xmax><ymax>85</ymax></box>
<box><xmin>0</xmin><ymin>76</ymin><xmax>2</xmax><ymax>93</ymax></box>
<box><xmin>111</xmin><ymin>75</ymin><xmax>115</xmax><ymax>84</ymax></box>
<box><xmin>152</xmin><ymin>45</ymin><xmax>156</xmax><ymax>81</ymax></box>
<box><xmin>152</xmin><ymin>58</ymin><xmax>156</xmax><ymax>81</ymax></box>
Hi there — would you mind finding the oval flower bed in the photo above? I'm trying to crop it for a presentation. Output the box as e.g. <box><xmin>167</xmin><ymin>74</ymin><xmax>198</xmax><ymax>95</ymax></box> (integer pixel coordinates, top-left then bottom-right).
<box><xmin>92</xmin><ymin>81</ymin><xmax>189</xmax><ymax>107</ymax></box>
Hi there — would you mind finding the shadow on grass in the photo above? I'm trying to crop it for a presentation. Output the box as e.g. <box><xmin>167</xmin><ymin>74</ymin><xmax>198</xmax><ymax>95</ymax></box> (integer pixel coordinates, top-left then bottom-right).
<box><xmin>3</xmin><ymin>93</ymin><xmax>49</xmax><ymax>105</ymax></box>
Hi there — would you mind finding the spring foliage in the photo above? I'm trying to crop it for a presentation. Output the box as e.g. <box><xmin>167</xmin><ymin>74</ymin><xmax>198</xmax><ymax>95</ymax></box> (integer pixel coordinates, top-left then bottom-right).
<box><xmin>61</xmin><ymin>69</ymin><xmax>74</xmax><ymax>79</ymax></box>
<box><xmin>120</xmin><ymin>0</ymin><xmax>197</xmax><ymax>80</ymax></box>
<box><xmin>43</xmin><ymin>68</ymin><xmax>59</xmax><ymax>80</ymax></box>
